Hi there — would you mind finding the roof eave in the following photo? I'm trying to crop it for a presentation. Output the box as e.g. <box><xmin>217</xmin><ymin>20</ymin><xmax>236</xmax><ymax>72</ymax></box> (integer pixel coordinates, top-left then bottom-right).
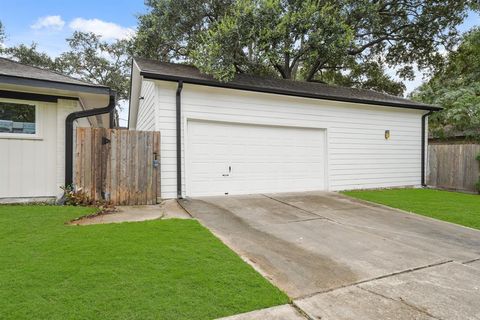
<box><xmin>0</xmin><ymin>74</ymin><xmax>110</xmax><ymax>96</ymax></box>
<box><xmin>140</xmin><ymin>71</ymin><xmax>441</xmax><ymax>112</ymax></box>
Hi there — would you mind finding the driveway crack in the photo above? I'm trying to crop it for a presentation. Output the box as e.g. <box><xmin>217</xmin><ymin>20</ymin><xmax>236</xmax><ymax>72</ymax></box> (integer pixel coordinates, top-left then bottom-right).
<box><xmin>297</xmin><ymin>259</ymin><xmax>453</xmax><ymax>299</ymax></box>
<box><xmin>358</xmin><ymin>286</ymin><xmax>444</xmax><ymax>320</ymax></box>
<box><xmin>261</xmin><ymin>194</ymin><xmax>333</xmax><ymax>222</ymax></box>
<box><xmin>462</xmin><ymin>257</ymin><xmax>480</xmax><ymax>265</ymax></box>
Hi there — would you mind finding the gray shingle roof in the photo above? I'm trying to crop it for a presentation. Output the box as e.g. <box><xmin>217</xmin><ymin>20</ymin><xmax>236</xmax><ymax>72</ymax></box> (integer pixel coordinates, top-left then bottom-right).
<box><xmin>0</xmin><ymin>57</ymin><xmax>108</xmax><ymax>89</ymax></box>
<box><xmin>135</xmin><ymin>57</ymin><xmax>440</xmax><ymax>111</ymax></box>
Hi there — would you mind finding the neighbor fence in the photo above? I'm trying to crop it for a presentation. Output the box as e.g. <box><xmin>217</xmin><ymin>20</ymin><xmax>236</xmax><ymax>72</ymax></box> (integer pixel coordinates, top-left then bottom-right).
<box><xmin>74</xmin><ymin>127</ymin><xmax>161</xmax><ymax>205</ymax></box>
<box><xmin>427</xmin><ymin>143</ymin><xmax>480</xmax><ymax>193</ymax></box>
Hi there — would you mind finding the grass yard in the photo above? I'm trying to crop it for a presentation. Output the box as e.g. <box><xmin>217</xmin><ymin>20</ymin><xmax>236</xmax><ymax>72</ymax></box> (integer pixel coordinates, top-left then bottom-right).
<box><xmin>0</xmin><ymin>205</ymin><xmax>288</xmax><ymax>320</ymax></box>
<box><xmin>343</xmin><ymin>188</ymin><xmax>480</xmax><ymax>230</ymax></box>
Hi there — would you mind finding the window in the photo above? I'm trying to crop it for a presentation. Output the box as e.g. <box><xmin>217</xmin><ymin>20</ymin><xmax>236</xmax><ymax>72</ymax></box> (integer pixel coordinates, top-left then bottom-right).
<box><xmin>0</xmin><ymin>102</ymin><xmax>36</xmax><ymax>134</ymax></box>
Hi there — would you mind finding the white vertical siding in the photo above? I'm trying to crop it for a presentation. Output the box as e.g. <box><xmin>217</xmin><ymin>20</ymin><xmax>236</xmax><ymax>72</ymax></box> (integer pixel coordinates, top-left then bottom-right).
<box><xmin>143</xmin><ymin>80</ymin><xmax>425</xmax><ymax>199</ymax></box>
<box><xmin>155</xmin><ymin>81</ymin><xmax>179</xmax><ymax>198</ymax></box>
<box><xmin>136</xmin><ymin>80</ymin><xmax>157</xmax><ymax>131</ymax></box>
<box><xmin>56</xmin><ymin>99</ymin><xmax>84</xmax><ymax>198</ymax></box>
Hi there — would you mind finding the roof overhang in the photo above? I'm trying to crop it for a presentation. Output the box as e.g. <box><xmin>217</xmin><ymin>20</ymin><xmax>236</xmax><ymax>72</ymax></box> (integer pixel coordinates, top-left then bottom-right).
<box><xmin>0</xmin><ymin>74</ymin><xmax>110</xmax><ymax>96</ymax></box>
<box><xmin>140</xmin><ymin>71</ymin><xmax>442</xmax><ymax>112</ymax></box>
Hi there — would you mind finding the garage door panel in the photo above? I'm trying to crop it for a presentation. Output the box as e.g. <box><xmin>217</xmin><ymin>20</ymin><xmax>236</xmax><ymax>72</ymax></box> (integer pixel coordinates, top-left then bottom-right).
<box><xmin>187</xmin><ymin>120</ymin><xmax>326</xmax><ymax>196</ymax></box>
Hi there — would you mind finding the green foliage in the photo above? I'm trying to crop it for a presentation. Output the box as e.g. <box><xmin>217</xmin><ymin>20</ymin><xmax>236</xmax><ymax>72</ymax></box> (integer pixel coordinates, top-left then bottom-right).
<box><xmin>0</xmin><ymin>21</ymin><xmax>5</xmax><ymax>44</ymax></box>
<box><xmin>1</xmin><ymin>31</ymin><xmax>131</xmax><ymax>102</ymax></box>
<box><xmin>412</xmin><ymin>28</ymin><xmax>480</xmax><ymax>139</ymax></box>
<box><xmin>343</xmin><ymin>188</ymin><xmax>480</xmax><ymax>229</ymax></box>
<box><xmin>135</xmin><ymin>0</ymin><xmax>477</xmax><ymax>95</ymax></box>
<box><xmin>58</xmin><ymin>32</ymin><xmax>131</xmax><ymax>101</ymax></box>
<box><xmin>0</xmin><ymin>206</ymin><xmax>288</xmax><ymax>319</ymax></box>
<box><xmin>1</xmin><ymin>43</ymin><xmax>59</xmax><ymax>70</ymax></box>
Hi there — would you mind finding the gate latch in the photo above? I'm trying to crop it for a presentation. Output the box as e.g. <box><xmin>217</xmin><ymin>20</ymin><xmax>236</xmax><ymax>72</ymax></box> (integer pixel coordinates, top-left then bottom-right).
<box><xmin>153</xmin><ymin>159</ymin><xmax>160</xmax><ymax>168</ymax></box>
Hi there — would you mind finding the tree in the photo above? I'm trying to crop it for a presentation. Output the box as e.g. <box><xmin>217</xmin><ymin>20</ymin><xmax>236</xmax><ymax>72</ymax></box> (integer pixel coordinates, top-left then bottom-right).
<box><xmin>411</xmin><ymin>28</ymin><xmax>480</xmax><ymax>139</ymax></box>
<box><xmin>2</xmin><ymin>43</ymin><xmax>58</xmax><ymax>70</ymax></box>
<box><xmin>2</xmin><ymin>31</ymin><xmax>131</xmax><ymax>102</ymax></box>
<box><xmin>135</xmin><ymin>0</ymin><xmax>477</xmax><ymax>95</ymax></box>
<box><xmin>58</xmin><ymin>32</ymin><xmax>131</xmax><ymax>101</ymax></box>
<box><xmin>0</xmin><ymin>21</ymin><xmax>5</xmax><ymax>45</ymax></box>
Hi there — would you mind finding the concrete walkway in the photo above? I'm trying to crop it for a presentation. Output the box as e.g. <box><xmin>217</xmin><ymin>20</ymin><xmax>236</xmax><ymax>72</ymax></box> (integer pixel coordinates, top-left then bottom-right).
<box><xmin>180</xmin><ymin>192</ymin><xmax>480</xmax><ymax>320</ymax></box>
<box><xmin>217</xmin><ymin>304</ymin><xmax>305</xmax><ymax>320</ymax></box>
<box><xmin>72</xmin><ymin>199</ymin><xmax>190</xmax><ymax>225</ymax></box>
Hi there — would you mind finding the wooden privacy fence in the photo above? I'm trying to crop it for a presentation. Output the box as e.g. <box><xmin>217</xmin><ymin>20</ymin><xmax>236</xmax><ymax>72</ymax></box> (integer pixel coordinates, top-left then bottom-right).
<box><xmin>75</xmin><ymin>127</ymin><xmax>161</xmax><ymax>205</ymax></box>
<box><xmin>428</xmin><ymin>143</ymin><xmax>480</xmax><ymax>193</ymax></box>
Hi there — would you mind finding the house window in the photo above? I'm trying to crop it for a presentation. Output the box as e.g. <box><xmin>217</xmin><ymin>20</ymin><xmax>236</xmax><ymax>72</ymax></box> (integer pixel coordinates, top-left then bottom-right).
<box><xmin>0</xmin><ymin>102</ymin><xmax>36</xmax><ymax>134</ymax></box>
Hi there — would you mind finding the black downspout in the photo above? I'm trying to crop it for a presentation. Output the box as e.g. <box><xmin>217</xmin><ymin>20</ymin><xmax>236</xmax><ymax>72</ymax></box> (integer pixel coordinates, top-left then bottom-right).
<box><xmin>176</xmin><ymin>81</ymin><xmax>184</xmax><ymax>198</ymax></box>
<box><xmin>421</xmin><ymin>111</ymin><xmax>433</xmax><ymax>187</ymax></box>
<box><xmin>65</xmin><ymin>92</ymin><xmax>116</xmax><ymax>187</ymax></box>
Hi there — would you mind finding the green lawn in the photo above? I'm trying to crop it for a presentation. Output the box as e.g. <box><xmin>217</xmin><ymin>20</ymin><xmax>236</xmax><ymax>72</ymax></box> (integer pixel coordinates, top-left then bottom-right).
<box><xmin>342</xmin><ymin>188</ymin><xmax>480</xmax><ymax>230</ymax></box>
<box><xmin>0</xmin><ymin>205</ymin><xmax>288</xmax><ymax>320</ymax></box>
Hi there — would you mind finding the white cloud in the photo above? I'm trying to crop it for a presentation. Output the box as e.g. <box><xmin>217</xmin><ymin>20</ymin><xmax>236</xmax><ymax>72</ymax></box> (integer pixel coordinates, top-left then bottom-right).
<box><xmin>31</xmin><ymin>15</ymin><xmax>65</xmax><ymax>30</ymax></box>
<box><xmin>69</xmin><ymin>18</ymin><xmax>135</xmax><ymax>40</ymax></box>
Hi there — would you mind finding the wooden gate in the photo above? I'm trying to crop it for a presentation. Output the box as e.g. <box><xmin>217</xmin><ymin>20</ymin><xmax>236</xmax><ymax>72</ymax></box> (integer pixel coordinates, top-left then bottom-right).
<box><xmin>74</xmin><ymin>128</ymin><xmax>161</xmax><ymax>205</ymax></box>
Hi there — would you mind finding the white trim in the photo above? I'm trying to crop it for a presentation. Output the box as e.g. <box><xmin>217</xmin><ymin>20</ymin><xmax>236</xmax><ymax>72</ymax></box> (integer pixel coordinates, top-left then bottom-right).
<box><xmin>183</xmin><ymin>113</ymin><xmax>332</xmax><ymax>130</ymax></box>
<box><xmin>0</xmin><ymin>97</ymin><xmax>47</xmax><ymax>140</ymax></box>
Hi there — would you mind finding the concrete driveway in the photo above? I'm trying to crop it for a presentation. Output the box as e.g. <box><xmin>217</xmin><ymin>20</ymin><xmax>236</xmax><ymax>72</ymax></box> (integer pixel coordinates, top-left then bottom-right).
<box><xmin>180</xmin><ymin>192</ymin><xmax>480</xmax><ymax>320</ymax></box>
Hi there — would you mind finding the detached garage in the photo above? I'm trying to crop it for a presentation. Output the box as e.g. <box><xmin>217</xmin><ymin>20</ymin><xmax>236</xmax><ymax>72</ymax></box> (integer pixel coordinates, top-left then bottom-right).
<box><xmin>128</xmin><ymin>58</ymin><xmax>440</xmax><ymax>199</ymax></box>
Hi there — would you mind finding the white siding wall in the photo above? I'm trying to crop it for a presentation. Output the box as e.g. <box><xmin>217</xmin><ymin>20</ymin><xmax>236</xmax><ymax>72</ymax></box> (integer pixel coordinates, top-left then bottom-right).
<box><xmin>142</xmin><ymin>80</ymin><xmax>425</xmax><ymax>199</ymax></box>
<box><xmin>0</xmin><ymin>97</ymin><xmax>83</xmax><ymax>200</ymax></box>
<box><xmin>136</xmin><ymin>80</ymin><xmax>157</xmax><ymax>131</ymax></box>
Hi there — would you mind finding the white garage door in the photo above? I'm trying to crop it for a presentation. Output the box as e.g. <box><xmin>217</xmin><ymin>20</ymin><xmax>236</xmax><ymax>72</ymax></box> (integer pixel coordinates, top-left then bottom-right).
<box><xmin>186</xmin><ymin>120</ymin><xmax>326</xmax><ymax>197</ymax></box>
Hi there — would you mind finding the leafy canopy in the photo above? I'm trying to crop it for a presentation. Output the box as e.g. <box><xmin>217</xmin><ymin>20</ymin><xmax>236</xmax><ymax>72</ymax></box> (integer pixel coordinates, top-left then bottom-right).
<box><xmin>135</xmin><ymin>0</ymin><xmax>478</xmax><ymax>95</ymax></box>
<box><xmin>412</xmin><ymin>28</ymin><xmax>480</xmax><ymax>139</ymax></box>
<box><xmin>0</xmin><ymin>31</ymin><xmax>131</xmax><ymax>102</ymax></box>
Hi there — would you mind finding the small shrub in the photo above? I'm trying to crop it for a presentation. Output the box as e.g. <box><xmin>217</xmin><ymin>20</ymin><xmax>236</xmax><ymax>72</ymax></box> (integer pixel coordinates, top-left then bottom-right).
<box><xmin>61</xmin><ymin>185</ymin><xmax>115</xmax><ymax>213</ymax></box>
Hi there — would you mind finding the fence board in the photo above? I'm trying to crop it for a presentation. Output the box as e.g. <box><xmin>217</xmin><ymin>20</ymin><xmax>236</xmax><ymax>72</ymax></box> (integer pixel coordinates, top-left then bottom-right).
<box><xmin>74</xmin><ymin>128</ymin><xmax>161</xmax><ymax>205</ymax></box>
<box><xmin>428</xmin><ymin>143</ymin><xmax>480</xmax><ymax>192</ymax></box>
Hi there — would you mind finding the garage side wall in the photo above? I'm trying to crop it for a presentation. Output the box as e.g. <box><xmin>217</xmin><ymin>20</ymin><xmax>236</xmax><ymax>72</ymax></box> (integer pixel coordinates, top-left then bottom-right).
<box><xmin>136</xmin><ymin>80</ymin><xmax>157</xmax><ymax>131</ymax></box>
<box><xmin>149</xmin><ymin>80</ymin><xmax>423</xmax><ymax>199</ymax></box>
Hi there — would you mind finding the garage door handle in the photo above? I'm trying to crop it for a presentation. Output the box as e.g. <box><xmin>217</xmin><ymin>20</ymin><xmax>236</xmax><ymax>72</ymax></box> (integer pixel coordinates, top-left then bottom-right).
<box><xmin>222</xmin><ymin>174</ymin><xmax>229</xmax><ymax>177</ymax></box>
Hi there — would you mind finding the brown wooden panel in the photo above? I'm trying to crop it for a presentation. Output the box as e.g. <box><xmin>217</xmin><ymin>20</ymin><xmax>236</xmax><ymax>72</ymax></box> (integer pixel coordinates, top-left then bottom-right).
<box><xmin>427</xmin><ymin>143</ymin><xmax>480</xmax><ymax>192</ymax></box>
<box><xmin>74</xmin><ymin>127</ymin><xmax>161</xmax><ymax>205</ymax></box>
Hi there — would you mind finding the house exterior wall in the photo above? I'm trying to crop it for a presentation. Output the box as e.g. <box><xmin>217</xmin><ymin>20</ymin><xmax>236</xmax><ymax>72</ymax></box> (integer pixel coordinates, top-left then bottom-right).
<box><xmin>0</xmin><ymin>97</ymin><xmax>84</xmax><ymax>202</ymax></box>
<box><xmin>136</xmin><ymin>80</ymin><xmax>157</xmax><ymax>131</ymax></box>
<box><xmin>138</xmin><ymin>79</ymin><xmax>425</xmax><ymax>199</ymax></box>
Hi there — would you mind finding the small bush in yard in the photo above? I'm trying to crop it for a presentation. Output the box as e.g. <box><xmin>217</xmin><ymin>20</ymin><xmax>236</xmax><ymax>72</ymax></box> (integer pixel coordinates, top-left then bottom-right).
<box><xmin>61</xmin><ymin>185</ymin><xmax>115</xmax><ymax>213</ymax></box>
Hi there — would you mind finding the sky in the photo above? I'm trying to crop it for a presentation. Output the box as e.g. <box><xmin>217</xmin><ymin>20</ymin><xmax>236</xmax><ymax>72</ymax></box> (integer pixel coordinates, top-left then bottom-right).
<box><xmin>0</xmin><ymin>1</ymin><xmax>479</xmax><ymax>126</ymax></box>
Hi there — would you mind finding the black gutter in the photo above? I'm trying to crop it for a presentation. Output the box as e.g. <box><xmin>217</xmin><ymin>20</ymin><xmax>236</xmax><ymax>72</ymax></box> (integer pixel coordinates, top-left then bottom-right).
<box><xmin>176</xmin><ymin>81</ymin><xmax>184</xmax><ymax>198</ymax></box>
<box><xmin>0</xmin><ymin>90</ymin><xmax>78</xmax><ymax>102</ymax></box>
<box><xmin>64</xmin><ymin>92</ymin><xmax>116</xmax><ymax>187</ymax></box>
<box><xmin>140</xmin><ymin>72</ymin><xmax>442</xmax><ymax>112</ymax></box>
<box><xmin>421</xmin><ymin>111</ymin><xmax>434</xmax><ymax>187</ymax></box>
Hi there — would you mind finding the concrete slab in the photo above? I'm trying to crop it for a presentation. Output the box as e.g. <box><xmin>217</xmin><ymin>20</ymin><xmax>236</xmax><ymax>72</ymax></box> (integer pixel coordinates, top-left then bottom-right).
<box><xmin>181</xmin><ymin>196</ymin><xmax>446</xmax><ymax>298</ymax></box>
<box><xmin>295</xmin><ymin>286</ymin><xmax>436</xmax><ymax>320</ymax></box>
<box><xmin>216</xmin><ymin>304</ymin><xmax>306</xmax><ymax>320</ymax></box>
<box><xmin>268</xmin><ymin>192</ymin><xmax>480</xmax><ymax>262</ymax></box>
<box><xmin>181</xmin><ymin>192</ymin><xmax>480</xmax><ymax>319</ymax></box>
<box><xmin>73</xmin><ymin>199</ymin><xmax>190</xmax><ymax>225</ymax></box>
<box><xmin>359</xmin><ymin>262</ymin><xmax>480</xmax><ymax>320</ymax></box>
